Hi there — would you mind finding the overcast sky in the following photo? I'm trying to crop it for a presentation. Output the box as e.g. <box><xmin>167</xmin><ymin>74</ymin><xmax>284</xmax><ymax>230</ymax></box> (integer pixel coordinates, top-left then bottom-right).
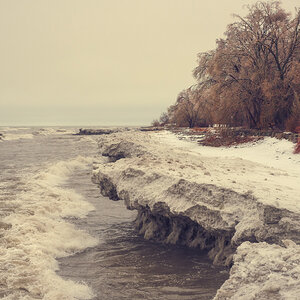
<box><xmin>0</xmin><ymin>0</ymin><xmax>297</xmax><ymax>126</ymax></box>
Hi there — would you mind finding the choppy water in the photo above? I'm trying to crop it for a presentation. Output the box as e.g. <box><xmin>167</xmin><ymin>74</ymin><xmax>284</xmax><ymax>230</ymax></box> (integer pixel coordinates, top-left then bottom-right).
<box><xmin>0</xmin><ymin>127</ymin><xmax>228</xmax><ymax>300</ymax></box>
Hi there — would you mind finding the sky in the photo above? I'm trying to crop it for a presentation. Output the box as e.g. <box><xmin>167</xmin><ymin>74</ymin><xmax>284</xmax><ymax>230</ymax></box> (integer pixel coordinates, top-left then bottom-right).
<box><xmin>0</xmin><ymin>0</ymin><xmax>298</xmax><ymax>126</ymax></box>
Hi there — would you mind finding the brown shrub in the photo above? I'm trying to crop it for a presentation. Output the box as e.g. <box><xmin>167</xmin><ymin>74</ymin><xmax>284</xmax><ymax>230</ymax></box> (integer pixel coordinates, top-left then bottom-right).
<box><xmin>191</xmin><ymin>127</ymin><xmax>209</xmax><ymax>133</ymax></box>
<box><xmin>202</xmin><ymin>129</ymin><xmax>263</xmax><ymax>147</ymax></box>
<box><xmin>294</xmin><ymin>126</ymin><xmax>300</xmax><ymax>154</ymax></box>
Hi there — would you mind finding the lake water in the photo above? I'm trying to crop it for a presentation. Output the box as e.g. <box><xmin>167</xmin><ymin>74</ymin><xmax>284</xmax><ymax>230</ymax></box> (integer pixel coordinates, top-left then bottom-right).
<box><xmin>0</xmin><ymin>127</ymin><xmax>228</xmax><ymax>300</ymax></box>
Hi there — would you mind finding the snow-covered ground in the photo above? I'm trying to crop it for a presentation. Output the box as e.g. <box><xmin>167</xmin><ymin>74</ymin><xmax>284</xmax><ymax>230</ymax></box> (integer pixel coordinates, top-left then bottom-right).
<box><xmin>155</xmin><ymin>131</ymin><xmax>300</xmax><ymax>214</ymax></box>
<box><xmin>156</xmin><ymin>131</ymin><xmax>299</xmax><ymax>170</ymax></box>
<box><xmin>92</xmin><ymin>129</ymin><xmax>300</xmax><ymax>299</ymax></box>
<box><xmin>156</xmin><ymin>131</ymin><xmax>300</xmax><ymax>300</ymax></box>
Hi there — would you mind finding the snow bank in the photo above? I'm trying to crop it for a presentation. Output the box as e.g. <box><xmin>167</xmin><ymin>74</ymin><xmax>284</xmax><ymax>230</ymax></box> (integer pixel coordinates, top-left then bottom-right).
<box><xmin>92</xmin><ymin>129</ymin><xmax>300</xmax><ymax>297</ymax></box>
<box><xmin>154</xmin><ymin>131</ymin><xmax>300</xmax><ymax>213</ymax></box>
<box><xmin>214</xmin><ymin>240</ymin><xmax>300</xmax><ymax>300</ymax></box>
<box><xmin>155</xmin><ymin>131</ymin><xmax>299</xmax><ymax>176</ymax></box>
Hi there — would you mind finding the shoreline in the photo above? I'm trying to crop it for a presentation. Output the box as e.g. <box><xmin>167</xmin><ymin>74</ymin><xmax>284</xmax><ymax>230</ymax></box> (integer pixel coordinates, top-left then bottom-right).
<box><xmin>92</xmin><ymin>129</ymin><xmax>300</xmax><ymax>299</ymax></box>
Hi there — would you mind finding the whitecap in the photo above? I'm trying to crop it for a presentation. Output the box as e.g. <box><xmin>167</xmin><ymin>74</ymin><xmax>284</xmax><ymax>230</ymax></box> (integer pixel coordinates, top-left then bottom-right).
<box><xmin>0</xmin><ymin>156</ymin><xmax>98</xmax><ymax>300</ymax></box>
<box><xmin>2</xmin><ymin>133</ymin><xmax>34</xmax><ymax>141</ymax></box>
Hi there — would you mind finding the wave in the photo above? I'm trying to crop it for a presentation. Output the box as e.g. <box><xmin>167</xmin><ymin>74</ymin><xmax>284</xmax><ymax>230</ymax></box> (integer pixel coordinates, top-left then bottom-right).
<box><xmin>0</xmin><ymin>127</ymin><xmax>77</xmax><ymax>141</ymax></box>
<box><xmin>33</xmin><ymin>128</ymin><xmax>77</xmax><ymax>136</ymax></box>
<box><xmin>1</xmin><ymin>133</ymin><xmax>34</xmax><ymax>141</ymax></box>
<box><xmin>0</xmin><ymin>127</ymin><xmax>30</xmax><ymax>131</ymax></box>
<box><xmin>0</xmin><ymin>156</ymin><xmax>98</xmax><ymax>300</ymax></box>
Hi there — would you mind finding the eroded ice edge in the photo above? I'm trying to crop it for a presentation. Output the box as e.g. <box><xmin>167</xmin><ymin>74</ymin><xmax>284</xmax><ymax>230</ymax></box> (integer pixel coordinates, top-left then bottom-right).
<box><xmin>92</xmin><ymin>130</ymin><xmax>300</xmax><ymax>300</ymax></box>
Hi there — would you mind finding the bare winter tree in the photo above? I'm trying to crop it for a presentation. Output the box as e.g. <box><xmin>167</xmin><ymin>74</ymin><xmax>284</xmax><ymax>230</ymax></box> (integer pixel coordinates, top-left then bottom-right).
<box><xmin>157</xmin><ymin>1</ymin><xmax>300</xmax><ymax>131</ymax></box>
<box><xmin>193</xmin><ymin>1</ymin><xmax>300</xmax><ymax>130</ymax></box>
<box><xmin>172</xmin><ymin>88</ymin><xmax>203</xmax><ymax>128</ymax></box>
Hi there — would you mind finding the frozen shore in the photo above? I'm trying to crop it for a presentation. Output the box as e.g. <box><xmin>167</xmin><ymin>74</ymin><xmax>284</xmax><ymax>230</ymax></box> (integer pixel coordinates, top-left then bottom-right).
<box><xmin>92</xmin><ymin>130</ymin><xmax>300</xmax><ymax>299</ymax></box>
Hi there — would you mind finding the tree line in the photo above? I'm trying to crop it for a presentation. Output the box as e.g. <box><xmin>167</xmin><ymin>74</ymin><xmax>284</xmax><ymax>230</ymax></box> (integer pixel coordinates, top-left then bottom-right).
<box><xmin>153</xmin><ymin>1</ymin><xmax>300</xmax><ymax>132</ymax></box>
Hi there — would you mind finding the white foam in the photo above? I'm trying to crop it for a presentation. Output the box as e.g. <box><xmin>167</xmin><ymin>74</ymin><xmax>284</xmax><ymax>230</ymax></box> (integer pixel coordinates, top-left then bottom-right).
<box><xmin>33</xmin><ymin>128</ymin><xmax>76</xmax><ymax>136</ymax></box>
<box><xmin>0</xmin><ymin>127</ymin><xmax>77</xmax><ymax>141</ymax></box>
<box><xmin>0</xmin><ymin>127</ymin><xmax>30</xmax><ymax>131</ymax></box>
<box><xmin>0</xmin><ymin>156</ymin><xmax>98</xmax><ymax>299</ymax></box>
<box><xmin>0</xmin><ymin>127</ymin><xmax>35</xmax><ymax>141</ymax></box>
<box><xmin>2</xmin><ymin>133</ymin><xmax>34</xmax><ymax>141</ymax></box>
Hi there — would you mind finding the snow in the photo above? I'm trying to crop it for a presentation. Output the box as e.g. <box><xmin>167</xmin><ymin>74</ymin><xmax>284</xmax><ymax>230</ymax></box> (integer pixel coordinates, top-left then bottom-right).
<box><xmin>155</xmin><ymin>131</ymin><xmax>299</xmax><ymax>172</ymax></box>
<box><xmin>214</xmin><ymin>240</ymin><xmax>300</xmax><ymax>300</ymax></box>
<box><xmin>154</xmin><ymin>131</ymin><xmax>300</xmax><ymax>299</ymax></box>
<box><xmin>92</xmin><ymin>129</ymin><xmax>300</xmax><ymax>299</ymax></box>
<box><xmin>154</xmin><ymin>131</ymin><xmax>300</xmax><ymax>214</ymax></box>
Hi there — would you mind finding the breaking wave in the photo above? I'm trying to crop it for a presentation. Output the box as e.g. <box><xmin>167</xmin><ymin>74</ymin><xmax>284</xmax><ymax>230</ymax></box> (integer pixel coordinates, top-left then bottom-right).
<box><xmin>0</xmin><ymin>127</ymin><xmax>76</xmax><ymax>141</ymax></box>
<box><xmin>0</xmin><ymin>156</ymin><xmax>98</xmax><ymax>300</ymax></box>
<box><xmin>1</xmin><ymin>133</ymin><xmax>34</xmax><ymax>141</ymax></box>
<box><xmin>32</xmin><ymin>128</ymin><xmax>76</xmax><ymax>137</ymax></box>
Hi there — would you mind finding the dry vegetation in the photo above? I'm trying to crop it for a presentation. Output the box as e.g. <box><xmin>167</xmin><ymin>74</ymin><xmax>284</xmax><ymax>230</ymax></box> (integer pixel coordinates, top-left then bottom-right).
<box><xmin>201</xmin><ymin>129</ymin><xmax>263</xmax><ymax>147</ymax></box>
<box><xmin>153</xmin><ymin>1</ymin><xmax>300</xmax><ymax>133</ymax></box>
<box><xmin>295</xmin><ymin>126</ymin><xmax>300</xmax><ymax>153</ymax></box>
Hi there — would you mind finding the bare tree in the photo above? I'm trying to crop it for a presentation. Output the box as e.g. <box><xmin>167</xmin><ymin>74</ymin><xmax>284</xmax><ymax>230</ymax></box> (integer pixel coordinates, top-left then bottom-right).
<box><xmin>160</xmin><ymin>1</ymin><xmax>300</xmax><ymax>131</ymax></box>
<box><xmin>192</xmin><ymin>1</ymin><xmax>300</xmax><ymax>129</ymax></box>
